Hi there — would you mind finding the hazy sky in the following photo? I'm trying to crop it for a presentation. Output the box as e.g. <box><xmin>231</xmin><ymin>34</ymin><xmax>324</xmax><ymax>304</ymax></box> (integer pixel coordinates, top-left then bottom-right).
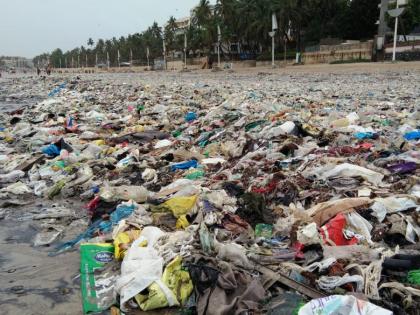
<box><xmin>0</xmin><ymin>0</ymin><xmax>214</xmax><ymax>58</ymax></box>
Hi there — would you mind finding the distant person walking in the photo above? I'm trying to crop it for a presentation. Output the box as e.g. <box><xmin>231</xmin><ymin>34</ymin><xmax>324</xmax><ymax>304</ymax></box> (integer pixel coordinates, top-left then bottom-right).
<box><xmin>37</xmin><ymin>67</ymin><xmax>41</xmax><ymax>76</ymax></box>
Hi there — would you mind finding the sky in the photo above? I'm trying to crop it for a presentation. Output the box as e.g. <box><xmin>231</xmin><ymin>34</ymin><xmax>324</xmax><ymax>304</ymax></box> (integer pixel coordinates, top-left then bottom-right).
<box><xmin>0</xmin><ymin>0</ymin><xmax>215</xmax><ymax>58</ymax></box>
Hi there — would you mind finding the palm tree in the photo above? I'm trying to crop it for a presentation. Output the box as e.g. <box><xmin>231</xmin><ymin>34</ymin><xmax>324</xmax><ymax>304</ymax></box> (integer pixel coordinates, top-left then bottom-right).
<box><xmin>192</xmin><ymin>0</ymin><xmax>216</xmax><ymax>54</ymax></box>
<box><xmin>215</xmin><ymin>0</ymin><xmax>237</xmax><ymax>38</ymax></box>
<box><xmin>164</xmin><ymin>16</ymin><xmax>179</xmax><ymax>56</ymax></box>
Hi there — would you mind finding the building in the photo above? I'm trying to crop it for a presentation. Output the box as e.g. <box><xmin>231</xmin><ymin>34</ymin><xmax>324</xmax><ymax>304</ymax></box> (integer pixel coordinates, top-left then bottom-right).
<box><xmin>0</xmin><ymin>56</ymin><xmax>33</xmax><ymax>71</ymax></box>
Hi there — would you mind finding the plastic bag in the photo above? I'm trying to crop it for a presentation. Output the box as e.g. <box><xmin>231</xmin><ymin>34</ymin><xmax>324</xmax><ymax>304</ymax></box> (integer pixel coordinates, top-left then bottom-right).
<box><xmin>297</xmin><ymin>223</ymin><xmax>320</xmax><ymax>245</ymax></box>
<box><xmin>404</xmin><ymin>130</ymin><xmax>420</xmax><ymax>141</ymax></box>
<box><xmin>42</xmin><ymin>144</ymin><xmax>61</xmax><ymax>157</ymax></box>
<box><xmin>371</xmin><ymin>197</ymin><xmax>418</xmax><ymax>222</ymax></box>
<box><xmin>320</xmin><ymin>214</ymin><xmax>359</xmax><ymax>246</ymax></box>
<box><xmin>80</xmin><ymin>243</ymin><xmax>117</xmax><ymax>314</ymax></box>
<box><xmin>185</xmin><ymin>112</ymin><xmax>197</xmax><ymax>122</ymax></box>
<box><xmin>1</xmin><ymin>182</ymin><xmax>32</xmax><ymax>195</ymax></box>
<box><xmin>99</xmin><ymin>185</ymin><xmax>150</xmax><ymax>203</ymax></box>
<box><xmin>115</xmin><ymin>227</ymin><xmax>166</xmax><ymax>310</ymax></box>
<box><xmin>298</xmin><ymin>295</ymin><xmax>392</xmax><ymax>315</ymax></box>
<box><xmin>0</xmin><ymin>170</ymin><xmax>25</xmax><ymax>184</ymax></box>
<box><xmin>171</xmin><ymin>160</ymin><xmax>198</xmax><ymax>171</ymax></box>
<box><xmin>134</xmin><ymin>256</ymin><xmax>193</xmax><ymax>311</ymax></box>
<box><xmin>321</xmin><ymin>163</ymin><xmax>384</xmax><ymax>186</ymax></box>
<box><xmin>163</xmin><ymin>195</ymin><xmax>198</xmax><ymax>218</ymax></box>
<box><xmin>114</xmin><ymin>230</ymin><xmax>141</xmax><ymax>260</ymax></box>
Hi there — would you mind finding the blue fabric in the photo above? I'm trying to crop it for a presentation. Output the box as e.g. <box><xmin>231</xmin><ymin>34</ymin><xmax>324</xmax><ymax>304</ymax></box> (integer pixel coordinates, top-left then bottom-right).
<box><xmin>42</xmin><ymin>144</ymin><xmax>61</xmax><ymax>157</ymax></box>
<box><xmin>171</xmin><ymin>160</ymin><xmax>198</xmax><ymax>171</ymax></box>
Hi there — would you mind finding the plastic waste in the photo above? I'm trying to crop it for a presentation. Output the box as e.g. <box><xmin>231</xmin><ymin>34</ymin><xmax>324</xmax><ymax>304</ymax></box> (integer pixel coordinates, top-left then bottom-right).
<box><xmin>387</xmin><ymin>161</ymin><xmax>417</xmax><ymax>174</ymax></box>
<box><xmin>320</xmin><ymin>214</ymin><xmax>359</xmax><ymax>246</ymax></box>
<box><xmin>297</xmin><ymin>223</ymin><xmax>320</xmax><ymax>245</ymax></box>
<box><xmin>99</xmin><ymin>185</ymin><xmax>150</xmax><ymax>203</ymax></box>
<box><xmin>0</xmin><ymin>170</ymin><xmax>25</xmax><ymax>184</ymax></box>
<box><xmin>134</xmin><ymin>256</ymin><xmax>193</xmax><ymax>311</ymax></box>
<box><xmin>0</xmin><ymin>181</ymin><xmax>31</xmax><ymax>195</ymax></box>
<box><xmin>80</xmin><ymin>243</ymin><xmax>118</xmax><ymax>314</ymax></box>
<box><xmin>255</xmin><ymin>224</ymin><xmax>273</xmax><ymax>239</ymax></box>
<box><xmin>115</xmin><ymin>227</ymin><xmax>167</xmax><ymax>310</ymax></box>
<box><xmin>171</xmin><ymin>160</ymin><xmax>198</xmax><ymax>171</ymax></box>
<box><xmin>42</xmin><ymin>144</ymin><xmax>61</xmax><ymax>157</ymax></box>
<box><xmin>404</xmin><ymin>130</ymin><xmax>420</xmax><ymax>141</ymax></box>
<box><xmin>114</xmin><ymin>230</ymin><xmax>141</xmax><ymax>260</ymax></box>
<box><xmin>298</xmin><ymin>295</ymin><xmax>392</xmax><ymax>315</ymax></box>
<box><xmin>48</xmin><ymin>83</ymin><xmax>66</xmax><ymax>97</ymax></box>
<box><xmin>185</xmin><ymin>112</ymin><xmax>197</xmax><ymax>122</ymax></box>
<box><xmin>354</xmin><ymin>132</ymin><xmax>378</xmax><ymax>139</ymax></box>
<box><xmin>320</xmin><ymin>163</ymin><xmax>384</xmax><ymax>186</ymax></box>
<box><xmin>154</xmin><ymin>139</ymin><xmax>172</xmax><ymax>149</ymax></box>
<box><xmin>110</xmin><ymin>201</ymin><xmax>138</xmax><ymax>225</ymax></box>
<box><xmin>159</xmin><ymin>195</ymin><xmax>198</xmax><ymax>218</ymax></box>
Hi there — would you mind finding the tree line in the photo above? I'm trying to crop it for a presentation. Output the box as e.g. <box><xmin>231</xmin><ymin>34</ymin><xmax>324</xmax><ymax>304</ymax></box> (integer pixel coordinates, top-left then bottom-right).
<box><xmin>33</xmin><ymin>0</ymin><xmax>420</xmax><ymax>68</ymax></box>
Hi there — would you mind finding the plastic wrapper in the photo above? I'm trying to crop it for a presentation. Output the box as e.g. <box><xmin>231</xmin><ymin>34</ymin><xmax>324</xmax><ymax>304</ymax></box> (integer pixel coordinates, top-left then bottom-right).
<box><xmin>80</xmin><ymin>243</ymin><xmax>118</xmax><ymax>314</ymax></box>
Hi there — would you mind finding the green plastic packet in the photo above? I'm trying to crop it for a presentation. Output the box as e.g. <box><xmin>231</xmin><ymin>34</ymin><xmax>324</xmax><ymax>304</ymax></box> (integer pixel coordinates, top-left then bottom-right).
<box><xmin>80</xmin><ymin>243</ymin><xmax>116</xmax><ymax>314</ymax></box>
<box><xmin>255</xmin><ymin>224</ymin><xmax>273</xmax><ymax>239</ymax></box>
<box><xmin>407</xmin><ymin>269</ymin><xmax>420</xmax><ymax>284</ymax></box>
<box><xmin>185</xmin><ymin>169</ymin><xmax>205</xmax><ymax>180</ymax></box>
<box><xmin>172</xmin><ymin>130</ymin><xmax>182</xmax><ymax>137</ymax></box>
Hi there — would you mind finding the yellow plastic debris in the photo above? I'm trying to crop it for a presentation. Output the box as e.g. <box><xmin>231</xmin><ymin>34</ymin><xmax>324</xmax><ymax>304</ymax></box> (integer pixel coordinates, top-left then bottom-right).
<box><xmin>93</xmin><ymin>139</ymin><xmax>106</xmax><ymax>146</ymax></box>
<box><xmin>125</xmin><ymin>125</ymin><xmax>145</xmax><ymax>133</ymax></box>
<box><xmin>113</xmin><ymin>230</ymin><xmax>141</xmax><ymax>260</ymax></box>
<box><xmin>164</xmin><ymin>195</ymin><xmax>198</xmax><ymax>218</ymax></box>
<box><xmin>176</xmin><ymin>215</ymin><xmax>190</xmax><ymax>229</ymax></box>
<box><xmin>134</xmin><ymin>256</ymin><xmax>193</xmax><ymax>311</ymax></box>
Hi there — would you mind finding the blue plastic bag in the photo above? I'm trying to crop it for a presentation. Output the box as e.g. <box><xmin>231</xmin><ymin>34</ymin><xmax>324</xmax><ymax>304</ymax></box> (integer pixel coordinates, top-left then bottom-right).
<box><xmin>50</xmin><ymin>202</ymin><xmax>137</xmax><ymax>256</ymax></box>
<box><xmin>354</xmin><ymin>132</ymin><xmax>377</xmax><ymax>140</ymax></box>
<box><xmin>404</xmin><ymin>130</ymin><xmax>420</xmax><ymax>141</ymax></box>
<box><xmin>185</xmin><ymin>112</ymin><xmax>197</xmax><ymax>123</ymax></box>
<box><xmin>42</xmin><ymin>144</ymin><xmax>61</xmax><ymax>157</ymax></box>
<box><xmin>171</xmin><ymin>160</ymin><xmax>198</xmax><ymax>171</ymax></box>
<box><xmin>110</xmin><ymin>202</ymin><xmax>137</xmax><ymax>225</ymax></box>
<box><xmin>48</xmin><ymin>83</ymin><xmax>66</xmax><ymax>97</ymax></box>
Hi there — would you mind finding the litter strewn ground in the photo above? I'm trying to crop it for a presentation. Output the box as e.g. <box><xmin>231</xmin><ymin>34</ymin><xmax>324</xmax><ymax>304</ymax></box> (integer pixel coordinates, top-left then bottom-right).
<box><xmin>0</xmin><ymin>64</ymin><xmax>419</xmax><ymax>315</ymax></box>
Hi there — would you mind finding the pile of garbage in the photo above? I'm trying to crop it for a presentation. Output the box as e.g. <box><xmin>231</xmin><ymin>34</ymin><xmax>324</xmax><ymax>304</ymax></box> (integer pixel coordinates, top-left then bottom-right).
<box><xmin>0</xmin><ymin>72</ymin><xmax>419</xmax><ymax>314</ymax></box>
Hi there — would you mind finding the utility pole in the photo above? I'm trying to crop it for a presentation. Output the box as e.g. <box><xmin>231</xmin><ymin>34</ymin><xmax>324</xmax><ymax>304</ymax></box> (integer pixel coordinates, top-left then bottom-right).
<box><xmin>284</xmin><ymin>36</ymin><xmax>287</xmax><ymax>65</ymax></box>
<box><xmin>269</xmin><ymin>13</ymin><xmax>278</xmax><ymax>67</ymax></box>
<box><xmin>86</xmin><ymin>54</ymin><xmax>88</xmax><ymax>68</ymax></box>
<box><xmin>95</xmin><ymin>53</ymin><xmax>98</xmax><ymax>67</ymax></box>
<box><xmin>163</xmin><ymin>34</ymin><xmax>167</xmax><ymax>70</ymax></box>
<box><xmin>147</xmin><ymin>47</ymin><xmax>150</xmax><ymax>69</ymax></box>
<box><xmin>117</xmin><ymin>50</ymin><xmax>120</xmax><ymax>68</ymax></box>
<box><xmin>107</xmin><ymin>51</ymin><xmax>110</xmax><ymax>69</ymax></box>
<box><xmin>392</xmin><ymin>2</ymin><xmax>399</xmax><ymax>62</ymax></box>
<box><xmin>130</xmin><ymin>49</ymin><xmax>133</xmax><ymax>67</ymax></box>
<box><xmin>217</xmin><ymin>25</ymin><xmax>221</xmax><ymax>68</ymax></box>
<box><xmin>388</xmin><ymin>0</ymin><xmax>407</xmax><ymax>62</ymax></box>
<box><xmin>184</xmin><ymin>32</ymin><xmax>187</xmax><ymax>69</ymax></box>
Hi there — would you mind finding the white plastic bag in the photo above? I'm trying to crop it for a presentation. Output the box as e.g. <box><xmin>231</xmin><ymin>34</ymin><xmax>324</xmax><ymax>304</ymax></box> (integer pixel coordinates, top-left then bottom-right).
<box><xmin>298</xmin><ymin>295</ymin><xmax>392</xmax><ymax>315</ymax></box>
<box><xmin>115</xmin><ymin>227</ymin><xmax>175</xmax><ymax>310</ymax></box>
